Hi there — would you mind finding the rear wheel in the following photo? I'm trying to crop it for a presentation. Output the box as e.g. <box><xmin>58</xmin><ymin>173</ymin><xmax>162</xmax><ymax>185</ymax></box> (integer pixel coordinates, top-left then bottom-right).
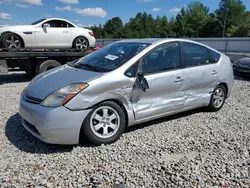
<box><xmin>73</xmin><ymin>36</ymin><xmax>89</xmax><ymax>51</ymax></box>
<box><xmin>81</xmin><ymin>101</ymin><xmax>126</xmax><ymax>145</ymax></box>
<box><xmin>208</xmin><ymin>85</ymin><xmax>226</xmax><ymax>112</ymax></box>
<box><xmin>1</xmin><ymin>33</ymin><xmax>23</xmax><ymax>49</ymax></box>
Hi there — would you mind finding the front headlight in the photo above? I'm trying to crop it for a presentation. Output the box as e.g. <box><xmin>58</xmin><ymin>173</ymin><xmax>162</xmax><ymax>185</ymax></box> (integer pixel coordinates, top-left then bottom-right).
<box><xmin>41</xmin><ymin>83</ymin><xmax>88</xmax><ymax>107</ymax></box>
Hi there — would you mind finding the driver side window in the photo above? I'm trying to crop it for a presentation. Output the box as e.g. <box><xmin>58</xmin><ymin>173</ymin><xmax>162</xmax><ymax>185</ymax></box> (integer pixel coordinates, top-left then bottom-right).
<box><xmin>42</xmin><ymin>20</ymin><xmax>67</xmax><ymax>28</ymax></box>
<box><xmin>141</xmin><ymin>42</ymin><xmax>181</xmax><ymax>74</ymax></box>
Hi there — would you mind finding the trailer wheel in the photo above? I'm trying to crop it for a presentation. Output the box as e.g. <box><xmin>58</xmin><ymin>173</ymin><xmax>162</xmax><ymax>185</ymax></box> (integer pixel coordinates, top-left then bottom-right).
<box><xmin>37</xmin><ymin>60</ymin><xmax>61</xmax><ymax>74</ymax></box>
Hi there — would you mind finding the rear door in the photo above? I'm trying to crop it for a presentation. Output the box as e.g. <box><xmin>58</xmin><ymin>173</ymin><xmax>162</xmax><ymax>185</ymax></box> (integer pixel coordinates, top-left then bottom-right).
<box><xmin>131</xmin><ymin>42</ymin><xmax>185</xmax><ymax>121</ymax></box>
<box><xmin>35</xmin><ymin>20</ymin><xmax>72</xmax><ymax>48</ymax></box>
<box><xmin>181</xmin><ymin>42</ymin><xmax>219</xmax><ymax>108</ymax></box>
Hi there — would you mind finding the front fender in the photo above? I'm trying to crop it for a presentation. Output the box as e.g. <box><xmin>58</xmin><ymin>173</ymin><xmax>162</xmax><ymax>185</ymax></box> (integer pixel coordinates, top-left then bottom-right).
<box><xmin>0</xmin><ymin>31</ymin><xmax>26</xmax><ymax>47</ymax></box>
<box><xmin>65</xmin><ymin>91</ymin><xmax>136</xmax><ymax>126</ymax></box>
<box><xmin>0</xmin><ymin>30</ymin><xmax>15</xmax><ymax>37</ymax></box>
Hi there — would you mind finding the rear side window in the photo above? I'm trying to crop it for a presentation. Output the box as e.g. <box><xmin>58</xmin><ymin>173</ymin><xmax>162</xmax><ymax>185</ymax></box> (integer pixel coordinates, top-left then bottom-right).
<box><xmin>208</xmin><ymin>49</ymin><xmax>221</xmax><ymax>63</ymax></box>
<box><xmin>67</xmin><ymin>22</ymin><xmax>75</xmax><ymax>28</ymax></box>
<box><xmin>182</xmin><ymin>42</ymin><xmax>210</xmax><ymax>67</ymax></box>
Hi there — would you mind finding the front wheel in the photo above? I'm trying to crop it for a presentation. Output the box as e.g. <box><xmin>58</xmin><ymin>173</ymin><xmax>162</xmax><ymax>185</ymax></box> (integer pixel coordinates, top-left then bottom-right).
<box><xmin>81</xmin><ymin>101</ymin><xmax>126</xmax><ymax>145</ymax></box>
<box><xmin>1</xmin><ymin>33</ymin><xmax>23</xmax><ymax>49</ymax></box>
<box><xmin>208</xmin><ymin>85</ymin><xmax>226</xmax><ymax>112</ymax></box>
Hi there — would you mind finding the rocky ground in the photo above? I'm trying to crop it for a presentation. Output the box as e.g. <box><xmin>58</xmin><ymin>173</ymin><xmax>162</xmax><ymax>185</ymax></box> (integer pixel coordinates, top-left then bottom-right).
<box><xmin>0</xmin><ymin>72</ymin><xmax>249</xmax><ymax>188</ymax></box>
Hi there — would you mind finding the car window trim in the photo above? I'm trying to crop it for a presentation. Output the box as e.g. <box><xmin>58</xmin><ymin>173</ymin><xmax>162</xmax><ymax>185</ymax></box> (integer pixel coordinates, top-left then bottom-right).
<box><xmin>138</xmin><ymin>41</ymin><xmax>183</xmax><ymax>76</ymax></box>
<box><xmin>143</xmin><ymin>66</ymin><xmax>183</xmax><ymax>76</ymax></box>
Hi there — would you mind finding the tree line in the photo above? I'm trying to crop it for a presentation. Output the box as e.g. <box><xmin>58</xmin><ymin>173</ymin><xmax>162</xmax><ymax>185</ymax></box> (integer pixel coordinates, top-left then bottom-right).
<box><xmin>87</xmin><ymin>0</ymin><xmax>250</xmax><ymax>38</ymax></box>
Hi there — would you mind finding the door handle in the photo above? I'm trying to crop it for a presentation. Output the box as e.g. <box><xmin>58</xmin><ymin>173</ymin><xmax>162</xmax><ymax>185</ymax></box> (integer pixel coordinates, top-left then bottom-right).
<box><xmin>63</xmin><ymin>30</ymin><xmax>69</xmax><ymax>33</ymax></box>
<box><xmin>174</xmin><ymin>76</ymin><xmax>183</xmax><ymax>82</ymax></box>
<box><xmin>211</xmin><ymin>70</ymin><xmax>218</xmax><ymax>75</ymax></box>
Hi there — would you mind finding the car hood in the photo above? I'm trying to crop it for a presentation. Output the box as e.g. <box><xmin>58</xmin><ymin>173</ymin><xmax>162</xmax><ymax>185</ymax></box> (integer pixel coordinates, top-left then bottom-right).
<box><xmin>236</xmin><ymin>57</ymin><xmax>250</xmax><ymax>66</ymax></box>
<box><xmin>26</xmin><ymin>65</ymin><xmax>104</xmax><ymax>100</ymax></box>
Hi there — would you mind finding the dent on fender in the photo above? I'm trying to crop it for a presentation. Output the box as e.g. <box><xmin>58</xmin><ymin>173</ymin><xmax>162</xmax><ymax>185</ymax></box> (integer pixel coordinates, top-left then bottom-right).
<box><xmin>64</xmin><ymin>78</ymin><xmax>137</xmax><ymax>125</ymax></box>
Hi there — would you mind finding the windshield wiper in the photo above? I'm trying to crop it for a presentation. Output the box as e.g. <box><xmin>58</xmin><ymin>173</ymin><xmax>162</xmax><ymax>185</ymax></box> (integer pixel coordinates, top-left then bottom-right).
<box><xmin>67</xmin><ymin>60</ymin><xmax>78</xmax><ymax>67</ymax></box>
<box><xmin>75</xmin><ymin>64</ymin><xmax>101</xmax><ymax>72</ymax></box>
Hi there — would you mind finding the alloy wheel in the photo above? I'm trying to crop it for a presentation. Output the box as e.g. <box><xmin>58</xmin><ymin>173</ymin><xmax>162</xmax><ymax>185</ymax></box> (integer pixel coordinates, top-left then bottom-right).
<box><xmin>212</xmin><ymin>88</ymin><xmax>225</xmax><ymax>108</ymax></box>
<box><xmin>75</xmin><ymin>38</ymin><xmax>88</xmax><ymax>50</ymax></box>
<box><xmin>90</xmin><ymin>106</ymin><xmax>120</xmax><ymax>139</ymax></box>
<box><xmin>5</xmin><ymin>35</ymin><xmax>21</xmax><ymax>48</ymax></box>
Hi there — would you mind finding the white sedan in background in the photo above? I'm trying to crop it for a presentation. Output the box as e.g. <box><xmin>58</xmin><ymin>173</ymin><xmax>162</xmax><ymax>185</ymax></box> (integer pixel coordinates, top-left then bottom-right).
<box><xmin>0</xmin><ymin>18</ymin><xmax>96</xmax><ymax>51</ymax></box>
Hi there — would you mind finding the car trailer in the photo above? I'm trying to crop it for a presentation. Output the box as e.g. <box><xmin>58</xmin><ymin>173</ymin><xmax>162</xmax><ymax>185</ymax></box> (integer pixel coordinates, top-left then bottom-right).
<box><xmin>0</xmin><ymin>47</ymin><xmax>96</xmax><ymax>77</ymax></box>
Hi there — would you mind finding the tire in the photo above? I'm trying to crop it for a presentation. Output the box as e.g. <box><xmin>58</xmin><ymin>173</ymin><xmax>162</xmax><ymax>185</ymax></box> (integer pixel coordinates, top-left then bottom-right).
<box><xmin>1</xmin><ymin>33</ymin><xmax>23</xmax><ymax>49</ymax></box>
<box><xmin>73</xmin><ymin>36</ymin><xmax>89</xmax><ymax>51</ymax></box>
<box><xmin>0</xmin><ymin>35</ymin><xmax>4</xmax><ymax>47</ymax></box>
<box><xmin>81</xmin><ymin>101</ymin><xmax>126</xmax><ymax>145</ymax></box>
<box><xmin>36</xmin><ymin>60</ymin><xmax>61</xmax><ymax>74</ymax></box>
<box><xmin>208</xmin><ymin>85</ymin><xmax>226</xmax><ymax>112</ymax></box>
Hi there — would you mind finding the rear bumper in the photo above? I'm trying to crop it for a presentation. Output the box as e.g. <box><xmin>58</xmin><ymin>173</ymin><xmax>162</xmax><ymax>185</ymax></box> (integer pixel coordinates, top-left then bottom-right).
<box><xmin>88</xmin><ymin>37</ymin><xmax>96</xmax><ymax>47</ymax></box>
<box><xmin>19</xmin><ymin>90</ymin><xmax>91</xmax><ymax>145</ymax></box>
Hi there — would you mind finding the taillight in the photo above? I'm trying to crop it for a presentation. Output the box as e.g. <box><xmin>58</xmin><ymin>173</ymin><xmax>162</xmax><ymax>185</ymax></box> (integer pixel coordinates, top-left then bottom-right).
<box><xmin>89</xmin><ymin>32</ymin><xmax>95</xmax><ymax>37</ymax></box>
<box><xmin>94</xmin><ymin>46</ymin><xmax>102</xmax><ymax>50</ymax></box>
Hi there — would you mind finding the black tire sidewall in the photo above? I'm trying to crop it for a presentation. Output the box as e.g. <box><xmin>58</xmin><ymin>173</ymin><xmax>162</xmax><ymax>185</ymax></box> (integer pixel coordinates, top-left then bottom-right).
<box><xmin>0</xmin><ymin>34</ymin><xmax>4</xmax><ymax>47</ymax></box>
<box><xmin>37</xmin><ymin>60</ymin><xmax>61</xmax><ymax>74</ymax></box>
<box><xmin>73</xmin><ymin>36</ymin><xmax>89</xmax><ymax>51</ymax></box>
<box><xmin>82</xmin><ymin>101</ymin><xmax>126</xmax><ymax>145</ymax></box>
<box><xmin>209</xmin><ymin>85</ymin><xmax>226</xmax><ymax>111</ymax></box>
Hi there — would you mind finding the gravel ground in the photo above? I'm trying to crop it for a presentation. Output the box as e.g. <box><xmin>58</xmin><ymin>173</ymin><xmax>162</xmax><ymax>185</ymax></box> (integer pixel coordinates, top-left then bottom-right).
<box><xmin>0</xmin><ymin>72</ymin><xmax>249</xmax><ymax>188</ymax></box>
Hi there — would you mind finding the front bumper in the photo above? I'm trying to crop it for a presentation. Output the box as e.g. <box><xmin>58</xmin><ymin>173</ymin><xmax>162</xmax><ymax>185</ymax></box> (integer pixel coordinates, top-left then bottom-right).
<box><xmin>233</xmin><ymin>66</ymin><xmax>250</xmax><ymax>76</ymax></box>
<box><xmin>19</xmin><ymin>90</ymin><xmax>91</xmax><ymax>145</ymax></box>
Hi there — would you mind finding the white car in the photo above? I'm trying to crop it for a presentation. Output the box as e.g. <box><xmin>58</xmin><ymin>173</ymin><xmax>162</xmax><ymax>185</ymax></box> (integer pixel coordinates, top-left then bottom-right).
<box><xmin>0</xmin><ymin>18</ymin><xmax>96</xmax><ymax>51</ymax></box>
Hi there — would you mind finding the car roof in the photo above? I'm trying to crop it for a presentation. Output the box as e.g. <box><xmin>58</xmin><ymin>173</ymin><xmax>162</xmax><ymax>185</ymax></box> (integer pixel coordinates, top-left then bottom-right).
<box><xmin>117</xmin><ymin>38</ymin><xmax>200</xmax><ymax>44</ymax></box>
<box><xmin>45</xmin><ymin>17</ymin><xmax>69</xmax><ymax>22</ymax></box>
<box><xmin>118</xmin><ymin>38</ymin><xmax>163</xmax><ymax>44</ymax></box>
<box><xmin>116</xmin><ymin>38</ymin><xmax>222</xmax><ymax>54</ymax></box>
<box><xmin>42</xmin><ymin>18</ymin><xmax>77</xmax><ymax>27</ymax></box>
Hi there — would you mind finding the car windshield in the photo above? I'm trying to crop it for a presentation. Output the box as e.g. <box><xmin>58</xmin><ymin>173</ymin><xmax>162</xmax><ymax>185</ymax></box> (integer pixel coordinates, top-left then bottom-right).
<box><xmin>71</xmin><ymin>42</ymin><xmax>151</xmax><ymax>72</ymax></box>
<box><xmin>31</xmin><ymin>19</ymin><xmax>46</xmax><ymax>25</ymax></box>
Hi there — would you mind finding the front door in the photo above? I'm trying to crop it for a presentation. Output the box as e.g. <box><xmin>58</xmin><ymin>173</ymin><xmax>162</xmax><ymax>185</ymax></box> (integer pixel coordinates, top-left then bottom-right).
<box><xmin>131</xmin><ymin>42</ymin><xmax>185</xmax><ymax>121</ymax></box>
<box><xmin>35</xmin><ymin>20</ymin><xmax>71</xmax><ymax>48</ymax></box>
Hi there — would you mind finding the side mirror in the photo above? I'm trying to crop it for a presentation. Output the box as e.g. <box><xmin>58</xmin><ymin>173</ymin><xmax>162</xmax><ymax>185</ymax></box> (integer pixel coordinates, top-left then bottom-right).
<box><xmin>137</xmin><ymin>72</ymin><xmax>149</xmax><ymax>92</ymax></box>
<box><xmin>43</xmin><ymin>23</ymin><xmax>50</xmax><ymax>28</ymax></box>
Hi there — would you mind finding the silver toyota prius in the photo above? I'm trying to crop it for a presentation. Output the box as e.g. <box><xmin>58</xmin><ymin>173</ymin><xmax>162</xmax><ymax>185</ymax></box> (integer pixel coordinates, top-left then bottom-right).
<box><xmin>19</xmin><ymin>39</ymin><xmax>234</xmax><ymax>145</ymax></box>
